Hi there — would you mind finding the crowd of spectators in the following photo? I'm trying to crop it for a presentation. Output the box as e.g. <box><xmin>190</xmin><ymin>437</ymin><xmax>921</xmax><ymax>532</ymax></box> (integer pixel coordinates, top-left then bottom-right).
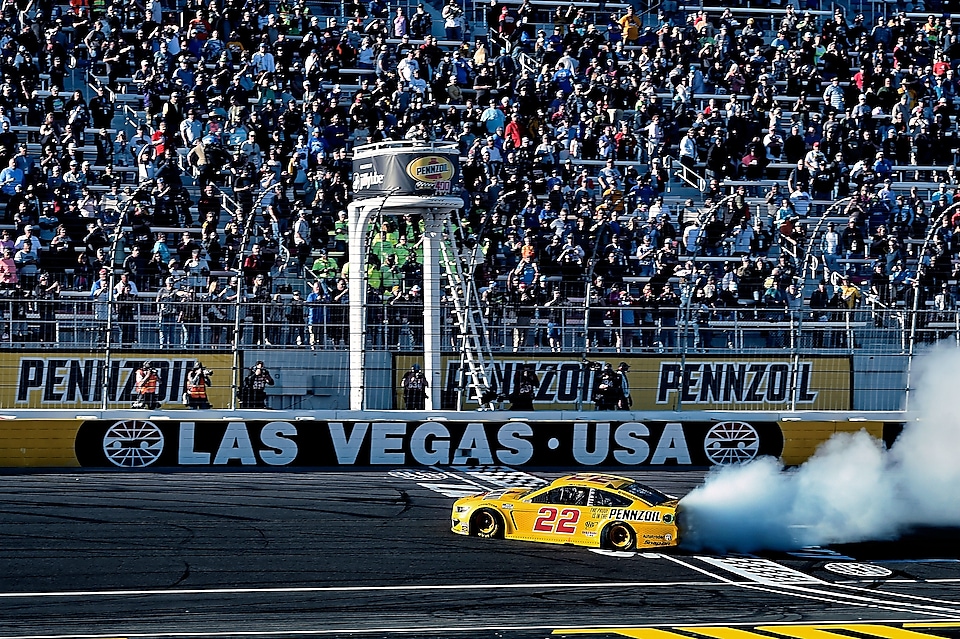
<box><xmin>0</xmin><ymin>0</ymin><xmax>956</xmax><ymax>348</ymax></box>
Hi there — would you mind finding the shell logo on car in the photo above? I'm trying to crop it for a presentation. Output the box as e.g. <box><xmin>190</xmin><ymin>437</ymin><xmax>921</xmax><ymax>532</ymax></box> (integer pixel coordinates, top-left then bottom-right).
<box><xmin>451</xmin><ymin>473</ymin><xmax>680</xmax><ymax>551</ymax></box>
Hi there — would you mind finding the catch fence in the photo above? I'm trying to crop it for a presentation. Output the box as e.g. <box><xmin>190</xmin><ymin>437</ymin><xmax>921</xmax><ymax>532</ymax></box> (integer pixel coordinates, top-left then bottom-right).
<box><xmin>0</xmin><ymin>296</ymin><xmax>939</xmax><ymax>412</ymax></box>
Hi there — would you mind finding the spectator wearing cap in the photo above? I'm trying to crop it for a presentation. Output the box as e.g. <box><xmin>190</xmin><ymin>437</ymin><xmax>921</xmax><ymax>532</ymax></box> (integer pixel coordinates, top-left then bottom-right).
<box><xmin>873</xmin><ymin>153</ymin><xmax>893</xmax><ymax>182</ymax></box>
<box><xmin>804</xmin><ymin>142</ymin><xmax>827</xmax><ymax>175</ymax></box>
<box><xmin>932</xmin><ymin>183</ymin><xmax>954</xmax><ymax>208</ymax></box>
<box><xmin>839</xmin><ymin>276</ymin><xmax>862</xmax><ymax>309</ymax></box>
<box><xmin>252</xmin><ymin>43</ymin><xmax>277</xmax><ymax>75</ymax></box>
<box><xmin>409</xmin><ymin>4</ymin><xmax>432</xmax><ymax>38</ymax></box>
<box><xmin>480</xmin><ymin>99</ymin><xmax>505</xmax><ymax>134</ymax></box>
<box><xmin>14</xmin><ymin>222</ymin><xmax>43</xmax><ymax>251</ymax></box>
<box><xmin>441</xmin><ymin>0</ymin><xmax>464</xmax><ymax>41</ymax></box>
<box><xmin>180</xmin><ymin>110</ymin><xmax>203</xmax><ymax>148</ymax></box>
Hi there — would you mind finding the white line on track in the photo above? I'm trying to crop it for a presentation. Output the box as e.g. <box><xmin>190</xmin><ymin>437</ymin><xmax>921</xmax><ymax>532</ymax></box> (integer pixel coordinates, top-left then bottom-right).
<box><xmin>842</xmin><ymin>579</ymin><xmax>960</xmax><ymax>584</ymax></box>
<box><xmin>0</xmin><ymin>580</ymin><xmax>731</xmax><ymax>599</ymax></box>
<box><xmin>657</xmin><ymin>555</ymin><xmax>960</xmax><ymax>618</ymax></box>
<box><xmin>831</xmin><ymin>581</ymin><xmax>960</xmax><ymax>607</ymax></box>
<box><xmin>3</xmin><ymin>618</ymin><xmax>960</xmax><ymax>639</ymax></box>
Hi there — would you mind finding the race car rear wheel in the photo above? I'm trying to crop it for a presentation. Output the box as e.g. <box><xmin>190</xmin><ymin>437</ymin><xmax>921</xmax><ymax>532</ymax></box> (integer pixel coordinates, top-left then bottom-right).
<box><xmin>471</xmin><ymin>509</ymin><xmax>503</xmax><ymax>539</ymax></box>
<box><xmin>604</xmin><ymin>522</ymin><xmax>636</xmax><ymax>550</ymax></box>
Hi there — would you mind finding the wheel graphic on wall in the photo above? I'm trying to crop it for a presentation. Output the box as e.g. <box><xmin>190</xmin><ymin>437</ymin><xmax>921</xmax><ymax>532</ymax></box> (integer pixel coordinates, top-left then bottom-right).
<box><xmin>103</xmin><ymin>421</ymin><xmax>165</xmax><ymax>468</ymax></box>
<box><xmin>703</xmin><ymin>421</ymin><xmax>760</xmax><ymax>465</ymax></box>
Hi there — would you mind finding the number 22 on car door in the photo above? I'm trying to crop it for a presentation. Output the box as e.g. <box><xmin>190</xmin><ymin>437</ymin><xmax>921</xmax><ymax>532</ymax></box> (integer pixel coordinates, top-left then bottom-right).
<box><xmin>532</xmin><ymin>506</ymin><xmax>581</xmax><ymax>537</ymax></box>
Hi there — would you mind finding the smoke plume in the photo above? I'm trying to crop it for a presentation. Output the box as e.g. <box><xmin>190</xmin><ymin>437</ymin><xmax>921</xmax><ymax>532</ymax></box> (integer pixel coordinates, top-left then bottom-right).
<box><xmin>678</xmin><ymin>348</ymin><xmax>960</xmax><ymax>553</ymax></box>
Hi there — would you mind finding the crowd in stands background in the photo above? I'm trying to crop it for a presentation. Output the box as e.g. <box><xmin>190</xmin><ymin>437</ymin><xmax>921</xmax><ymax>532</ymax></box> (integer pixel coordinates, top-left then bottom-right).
<box><xmin>0</xmin><ymin>0</ymin><xmax>957</xmax><ymax>347</ymax></box>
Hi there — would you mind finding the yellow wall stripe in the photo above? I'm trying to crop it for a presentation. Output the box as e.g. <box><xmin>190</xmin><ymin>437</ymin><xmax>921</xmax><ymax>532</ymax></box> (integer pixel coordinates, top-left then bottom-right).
<box><xmin>820</xmin><ymin>625</ymin><xmax>960</xmax><ymax>639</ymax></box>
<box><xmin>559</xmin><ymin>629</ymin><xmax>694</xmax><ymax>638</ymax></box>
<box><xmin>904</xmin><ymin>625</ymin><xmax>960</xmax><ymax>629</ymax></box>
<box><xmin>680</xmin><ymin>627</ymin><xmax>778</xmax><ymax>639</ymax></box>
<box><xmin>556</xmin><ymin>625</ymin><xmax>960</xmax><ymax>639</ymax></box>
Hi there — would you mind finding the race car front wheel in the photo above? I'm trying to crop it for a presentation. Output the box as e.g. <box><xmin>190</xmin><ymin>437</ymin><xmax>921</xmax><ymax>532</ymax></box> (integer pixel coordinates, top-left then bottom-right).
<box><xmin>604</xmin><ymin>522</ymin><xmax>636</xmax><ymax>551</ymax></box>
<box><xmin>471</xmin><ymin>509</ymin><xmax>503</xmax><ymax>539</ymax></box>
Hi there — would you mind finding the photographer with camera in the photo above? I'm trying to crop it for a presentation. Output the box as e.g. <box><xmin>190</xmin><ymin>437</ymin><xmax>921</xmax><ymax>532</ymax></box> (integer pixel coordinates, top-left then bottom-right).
<box><xmin>399</xmin><ymin>363</ymin><xmax>428</xmax><ymax>410</ymax></box>
<box><xmin>185</xmin><ymin>362</ymin><xmax>213</xmax><ymax>409</ymax></box>
<box><xmin>591</xmin><ymin>362</ymin><xmax>620</xmax><ymax>411</ymax></box>
<box><xmin>133</xmin><ymin>362</ymin><xmax>161</xmax><ymax>410</ymax></box>
<box><xmin>239</xmin><ymin>360</ymin><xmax>274</xmax><ymax>409</ymax></box>
<box><xmin>508</xmin><ymin>364</ymin><xmax>538</xmax><ymax>411</ymax></box>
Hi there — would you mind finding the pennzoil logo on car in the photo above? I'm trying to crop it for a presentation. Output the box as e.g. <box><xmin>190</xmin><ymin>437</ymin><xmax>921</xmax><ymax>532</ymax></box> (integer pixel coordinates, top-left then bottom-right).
<box><xmin>406</xmin><ymin>155</ymin><xmax>454</xmax><ymax>191</ymax></box>
<box><xmin>608</xmin><ymin>509</ymin><xmax>662</xmax><ymax>522</ymax></box>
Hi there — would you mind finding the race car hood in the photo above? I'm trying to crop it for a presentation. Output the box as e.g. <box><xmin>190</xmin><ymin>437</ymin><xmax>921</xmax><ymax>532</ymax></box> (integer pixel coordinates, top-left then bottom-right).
<box><xmin>453</xmin><ymin>488</ymin><xmax>531</xmax><ymax>510</ymax></box>
<box><xmin>480</xmin><ymin>488</ymin><xmax>531</xmax><ymax>502</ymax></box>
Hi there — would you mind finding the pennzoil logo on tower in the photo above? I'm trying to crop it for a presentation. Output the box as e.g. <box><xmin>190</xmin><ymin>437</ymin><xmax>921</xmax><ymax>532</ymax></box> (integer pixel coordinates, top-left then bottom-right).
<box><xmin>406</xmin><ymin>155</ymin><xmax>455</xmax><ymax>193</ymax></box>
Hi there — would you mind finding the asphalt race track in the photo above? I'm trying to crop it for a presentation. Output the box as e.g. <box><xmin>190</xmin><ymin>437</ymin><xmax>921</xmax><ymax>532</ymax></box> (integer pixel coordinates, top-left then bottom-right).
<box><xmin>0</xmin><ymin>469</ymin><xmax>958</xmax><ymax>639</ymax></box>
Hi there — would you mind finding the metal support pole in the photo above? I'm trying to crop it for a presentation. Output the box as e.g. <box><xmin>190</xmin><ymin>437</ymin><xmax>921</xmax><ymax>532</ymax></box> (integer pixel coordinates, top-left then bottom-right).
<box><xmin>421</xmin><ymin>210</ymin><xmax>445</xmax><ymax>411</ymax></box>
<box><xmin>348</xmin><ymin>196</ymin><xmax>464</xmax><ymax>411</ymax></box>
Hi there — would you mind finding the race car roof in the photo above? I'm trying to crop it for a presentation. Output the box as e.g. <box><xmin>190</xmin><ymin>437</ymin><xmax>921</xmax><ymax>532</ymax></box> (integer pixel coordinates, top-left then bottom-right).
<box><xmin>558</xmin><ymin>473</ymin><xmax>635</xmax><ymax>490</ymax></box>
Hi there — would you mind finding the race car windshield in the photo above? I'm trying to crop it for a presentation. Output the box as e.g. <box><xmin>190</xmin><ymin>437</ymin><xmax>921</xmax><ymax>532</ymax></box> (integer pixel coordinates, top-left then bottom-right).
<box><xmin>621</xmin><ymin>482</ymin><xmax>671</xmax><ymax>506</ymax></box>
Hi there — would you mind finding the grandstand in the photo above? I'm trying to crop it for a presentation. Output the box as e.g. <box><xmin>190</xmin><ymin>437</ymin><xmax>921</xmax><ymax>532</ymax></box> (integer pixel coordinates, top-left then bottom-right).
<box><xmin>0</xmin><ymin>0</ymin><xmax>954</xmax><ymax>412</ymax></box>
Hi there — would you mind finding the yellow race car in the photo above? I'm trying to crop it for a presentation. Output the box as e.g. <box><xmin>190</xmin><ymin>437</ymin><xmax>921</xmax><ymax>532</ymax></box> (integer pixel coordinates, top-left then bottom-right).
<box><xmin>450</xmin><ymin>473</ymin><xmax>679</xmax><ymax>551</ymax></box>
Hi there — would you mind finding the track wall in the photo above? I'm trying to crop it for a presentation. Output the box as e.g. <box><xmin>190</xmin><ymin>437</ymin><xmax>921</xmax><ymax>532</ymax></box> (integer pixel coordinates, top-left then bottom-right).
<box><xmin>0</xmin><ymin>412</ymin><xmax>902</xmax><ymax>470</ymax></box>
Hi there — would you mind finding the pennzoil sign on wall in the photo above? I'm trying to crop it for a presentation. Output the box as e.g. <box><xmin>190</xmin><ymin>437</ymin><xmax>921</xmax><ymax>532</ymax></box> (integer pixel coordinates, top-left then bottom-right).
<box><xmin>0</xmin><ymin>353</ymin><xmax>234</xmax><ymax>408</ymax></box>
<box><xmin>438</xmin><ymin>356</ymin><xmax>852</xmax><ymax>411</ymax></box>
<box><xmin>352</xmin><ymin>150</ymin><xmax>460</xmax><ymax>198</ymax></box>
<box><xmin>72</xmin><ymin>419</ymin><xmax>786</xmax><ymax>469</ymax></box>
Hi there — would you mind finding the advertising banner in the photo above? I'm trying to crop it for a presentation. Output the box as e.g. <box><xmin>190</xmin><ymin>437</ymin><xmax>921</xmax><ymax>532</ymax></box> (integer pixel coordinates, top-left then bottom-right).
<box><xmin>435</xmin><ymin>355</ymin><xmax>852</xmax><ymax>411</ymax></box>
<box><xmin>0</xmin><ymin>353</ymin><xmax>234</xmax><ymax>409</ymax></box>
<box><xmin>73</xmin><ymin>418</ymin><xmax>788</xmax><ymax>469</ymax></box>
<box><xmin>352</xmin><ymin>151</ymin><xmax>460</xmax><ymax>199</ymax></box>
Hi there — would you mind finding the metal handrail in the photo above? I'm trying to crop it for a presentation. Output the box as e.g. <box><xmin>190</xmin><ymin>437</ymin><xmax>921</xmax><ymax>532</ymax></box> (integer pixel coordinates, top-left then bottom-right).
<box><xmin>353</xmin><ymin>140</ymin><xmax>459</xmax><ymax>158</ymax></box>
<box><xmin>230</xmin><ymin>183</ymin><xmax>278</xmax><ymax>409</ymax></box>
<box><xmin>674</xmin><ymin>162</ymin><xmax>707</xmax><ymax>192</ymax></box>
<box><xmin>801</xmin><ymin>196</ymin><xmax>853</xmax><ymax>285</ymax></box>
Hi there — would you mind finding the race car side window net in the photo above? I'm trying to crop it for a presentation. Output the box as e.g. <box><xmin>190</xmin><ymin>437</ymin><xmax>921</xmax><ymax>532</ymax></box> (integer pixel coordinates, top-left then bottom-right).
<box><xmin>588</xmin><ymin>489</ymin><xmax>631</xmax><ymax>508</ymax></box>
<box><xmin>621</xmin><ymin>482</ymin><xmax>672</xmax><ymax>506</ymax></box>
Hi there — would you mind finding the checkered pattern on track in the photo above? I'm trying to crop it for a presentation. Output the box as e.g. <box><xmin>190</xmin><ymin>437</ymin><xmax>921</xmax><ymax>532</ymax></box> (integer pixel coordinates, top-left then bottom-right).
<box><xmin>453</xmin><ymin>465</ymin><xmax>548</xmax><ymax>489</ymax></box>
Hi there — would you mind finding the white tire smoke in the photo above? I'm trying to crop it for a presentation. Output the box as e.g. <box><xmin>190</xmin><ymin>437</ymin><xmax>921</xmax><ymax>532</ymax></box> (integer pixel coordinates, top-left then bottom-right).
<box><xmin>678</xmin><ymin>349</ymin><xmax>960</xmax><ymax>554</ymax></box>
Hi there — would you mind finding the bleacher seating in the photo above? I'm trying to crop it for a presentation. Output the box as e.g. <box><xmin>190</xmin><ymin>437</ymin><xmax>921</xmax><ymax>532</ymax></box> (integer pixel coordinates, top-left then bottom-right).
<box><xmin>0</xmin><ymin>0</ymin><xmax>952</xmax><ymax>354</ymax></box>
